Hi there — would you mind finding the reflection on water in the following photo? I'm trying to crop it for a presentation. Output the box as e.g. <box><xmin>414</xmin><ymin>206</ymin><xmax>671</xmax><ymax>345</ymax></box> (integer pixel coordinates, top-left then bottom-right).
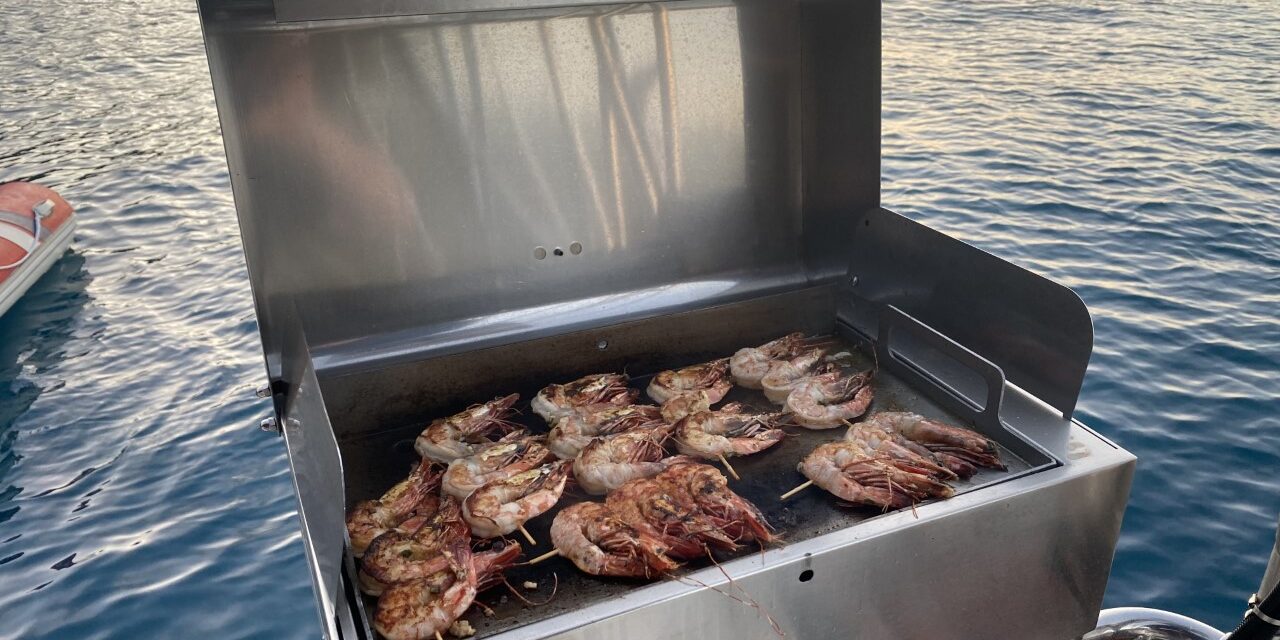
<box><xmin>0</xmin><ymin>0</ymin><xmax>1276</xmax><ymax>637</ymax></box>
<box><xmin>883</xmin><ymin>0</ymin><xmax>1280</xmax><ymax>628</ymax></box>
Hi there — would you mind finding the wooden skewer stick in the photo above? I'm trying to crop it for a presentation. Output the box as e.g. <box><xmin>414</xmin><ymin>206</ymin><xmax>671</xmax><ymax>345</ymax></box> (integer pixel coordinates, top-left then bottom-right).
<box><xmin>718</xmin><ymin>453</ymin><xmax>741</xmax><ymax>481</ymax></box>
<box><xmin>527</xmin><ymin>549</ymin><xmax>560</xmax><ymax>565</ymax></box>
<box><xmin>779</xmin><ymin>480</ymin><xmax>814</xmax><ymax>500</ymax></box>
<box><xmin>435</xmin><ymin>631</ymin><xmax>444</xmax><ymax>640</ymax></box>
<box><xmin>518</xmin><ymin>525</ymin><xmax>537</xmax><ymax>546</ymax></box>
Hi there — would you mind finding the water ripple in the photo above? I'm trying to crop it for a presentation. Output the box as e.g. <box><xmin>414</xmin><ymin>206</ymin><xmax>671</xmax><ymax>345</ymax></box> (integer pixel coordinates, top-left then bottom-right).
<box><xmin>0</xmin><ymin>0</ymin><xmax>1277</xmax><ymax>637</ymax></box>
<box><xmin>885</xmin><ymin>0</ymin><xmax>1280</xmax><ymax>629</ymax></box>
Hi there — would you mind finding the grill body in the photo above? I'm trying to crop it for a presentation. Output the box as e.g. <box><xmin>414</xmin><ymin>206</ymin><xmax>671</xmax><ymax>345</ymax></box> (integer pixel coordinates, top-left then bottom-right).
<box><xmin>197</xmin><ymin>2</ymin><xmax>1134</xmax><ymax>638</ymax></box>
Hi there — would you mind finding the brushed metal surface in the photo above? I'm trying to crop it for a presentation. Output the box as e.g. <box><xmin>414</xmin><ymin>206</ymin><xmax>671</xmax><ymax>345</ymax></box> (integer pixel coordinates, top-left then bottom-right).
<box><xmin>321</xmin><ymin>285</ymin><xmax>837</xmax><ymax>438</ymax></box>
<box><xmin>520</xmin><ymin>422</ymin><xmax>1131</xmax><ymax>640</ymax></box>
<box><xmin>194</xmin><ymin>1</ymin><xmax>1128</xmax><ymax>638</ymax></box>
<box><xmin>332</xmin><ymin>321</ymin><xmax>1059</xmax><ymax>638</ymax></box>
<box><xmin>275</xmin><ymin>0</ymin><xmax>641</xmax><ymax>22</ymax></box>
<box><xmin>278</xmin><ymin>332</ymin><xmax>347</xmax><ymax>640</ymax></box>
<box><xmin>199</xmin><ymin>0</ymin><xmax>850</xmax><ymax>383</ymax></box>
<box><xmin>842</xmin><ymin>207</ymin><xmax>1095</xmax><ymax>420</ymax></box>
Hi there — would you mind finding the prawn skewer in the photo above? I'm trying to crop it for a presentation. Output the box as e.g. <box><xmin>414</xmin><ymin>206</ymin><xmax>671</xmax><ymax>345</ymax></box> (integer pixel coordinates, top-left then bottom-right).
<box><xmin>549</xmin><ymin>502</ymin><xmax>680</xmax><ymax>578</ymax></box>
<box><xmin>517</xmin><ymin>525</ymin><xmax>537</xmax><ymax>546</ymax></box>
<box><xmin>346</xmin><ymin>458</ymin><xmax>442</xmax><ymax>558</ymax></box>
<box><xmin>532</xmin><ymin>373</ymin><xmax>637</xmax><ymax>423</ymax></box>
<box><xmin>527</xmin><ymin>549</ymin><xmax>560</xmax><ymax>565</ymax></box>
<box><xmin>718</xmin><ymin>454</ymin><xmax>740</xmax><ymax>481</ymax></box>
<box><xmin>646</xmin><ymin>358</ymin><xmax>733</xmax><ymax>405</ymax></box>
<box><xmin>730</xmin><ymin>333</ymin><xmax>814</xmax><ymax>389</ymax></box>
<box><xmin>779</xmin><ymin>480</ymin><xmax>813</xmax><ymax>500</ymax></box>
<box><xmin>414</xmin><ymin>394</ymin><xmax>522</xmax><ymax>463</ymax></box>
<box><xmin>547</xmin><ymin>404</ymin><xmax>669</xmax><ymax>460</ymax></box>
<box><xmin>441</xmin><ymin>434</ymin><xmax>554</xmax><ymax>499</ymax></box>
<box><xmin>673</xmin><ymin>404</ymin><xmax>788</xmax><ymax>464</ymax></box>
<box><xmin>462</xmin><ymin>462</ymin><xmax>571</xmax><ymax>539</ymax></box>
<box><xmin>860</xmin><ymin>411</ymin><xmax>1005</xmax><ymax>476</ymax></box>
<box><xmin>572</xmin><ymin>430</ymin><xmax>694</xmax><ymax>495</ymax></box>
<box><xmin>784</xmin><ymin>369</ymin><xmax>875</xmax><ymax>429</ymax></box>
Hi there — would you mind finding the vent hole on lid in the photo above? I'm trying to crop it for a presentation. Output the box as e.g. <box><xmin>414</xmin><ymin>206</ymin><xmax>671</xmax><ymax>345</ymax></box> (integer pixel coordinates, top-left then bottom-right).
<box><xmin>553</xmin><ymin>247</ymin><xmax>564</xmax><ymax>257</ymax></box>
<box><xmin>534</xmin><ymin>247</ymin><xmax>547</xmax><ymax>260</ymax></box>
<box><xmin>798</xmin><ymin>569</ymin><xmax>814</xmax><ymax>583</ymax></box>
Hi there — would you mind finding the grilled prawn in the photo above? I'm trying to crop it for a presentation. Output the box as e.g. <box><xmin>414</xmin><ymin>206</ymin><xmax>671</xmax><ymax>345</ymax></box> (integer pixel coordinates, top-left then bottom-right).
<box><xmin>798</xmin><ymin>440</ymin><xmax>954</xmax><ymax>510</ymax></box>
<box><xmin>547</xmin><ymin>404</ymin><xmax>668</xmax><ymax>460</ymax></box>
<box><xmin>374</xmin><ymin>537</ymin><xmax>477</xmax><ymax>640</ymax></box>
<box><xmin>673</xmin><ymin>405</ymin><xmax>787</xmax><ymax>460</ymax></box>
<box><xmin>845</xmin><ymin>423</ymin><xmax>957</xmax><ymax>481</ymax></box>
<box><xmin>550</xmin><ymin>502</ymin><xmax>680</xmax><ymax>578</ymax></box>
<box><xmin>462</xmin><ymin>462</ymin><xmax>571</xmax><ymax>538</ymax></box>
<box><xmin>606</xmin><ymin>476</ymin><xmax>738</xmax><ymax>559</ymax></box>
<box><xmin>532</xmin><ymin>373</ymin><xmax>637</xmax><ymax>423</ymax></box>
<box><xmin>346</xmin><ymin>458</ymin><xmax>442</xmax><ymax>558</ymax></box>
<box><xmin>414</xmin><ymin>394</ymin><xmax>522</xmax><ymax>463</ymax></box>
<box><xmin>760</xmin><ymin>348</ymin><xmax>832</xmax><ymax>404</ymax></box>
<box><xmin>729</xmin><ymin>333</ymin><xmax>810</xmax><ymax>389</ymax></box>
<box><xmin>359</xmin><ymin>496</ymin><xmax>469</xmax><ymax>596</ymax></box>
<box><xmin>656</xmin><ymin>462</ymin><xmax>775</xmax><ymax>544</ymax></box>
<box><xmin>573</xmin><ymin>430</ymin><xmax>693</xmax><ymax>495</ymax></box>
<box><xmin>659</xmin><ymin>391</ymin><xmax>711</xmax><ymax>423</ymax></box>
<box><xmin>861</xmin><ymin>411</ymin><xmax>1005</xmax><ymax>476</ymax></box>
<box><xmin>646</xmin><ymin>358</ymin><xmax>733</xmax><ymax>405</ymax></box>
<box><xmin>442</xmin><ymin>434</ymin><xmax>554</xmax><ymax>499</ymax></box>
<box><xmin>785</xmin><ymin>370</ymin><xmax>875</xmax><ymax>428</ymax></box>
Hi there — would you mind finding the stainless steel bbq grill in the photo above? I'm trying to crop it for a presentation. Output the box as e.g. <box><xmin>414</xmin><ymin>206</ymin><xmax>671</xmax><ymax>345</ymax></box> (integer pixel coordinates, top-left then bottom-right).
<box><xmin>197</xmin><ymin>1</ymin><xmax>1135</xmax><ymax>638</ymax></box>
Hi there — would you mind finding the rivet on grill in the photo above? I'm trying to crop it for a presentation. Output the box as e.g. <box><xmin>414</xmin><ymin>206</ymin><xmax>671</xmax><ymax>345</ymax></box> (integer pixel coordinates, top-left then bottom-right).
<box><xmin>848</xmin><ymin>275</ymin><xmax>860</xmax><ymax>287</ymax></box>
<box><xmin>596</xmin><ymin>339</ymin><xmax>608</xmax><ymax>351</ymax></box>
<box><xmin>534</xmin><ymin>247</ymin><xmax>547</xmax><ymax>260</ymax></box>
<box><xmin>569</xmin><ymin>242</ymin><xmax>583</xmax><ymax>255</ymax></box>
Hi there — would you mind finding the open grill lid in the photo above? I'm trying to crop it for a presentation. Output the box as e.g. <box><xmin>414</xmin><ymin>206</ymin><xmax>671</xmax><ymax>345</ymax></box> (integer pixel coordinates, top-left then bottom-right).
<box><xmin>199</xmin><ymin>0</ymin><xmax>1088</xmax><ymax>414</ymax></box>
<box><xmin>197</xmin><ymin>1</ymin><xmax>1096</xmax><ymax>636</ymax></box>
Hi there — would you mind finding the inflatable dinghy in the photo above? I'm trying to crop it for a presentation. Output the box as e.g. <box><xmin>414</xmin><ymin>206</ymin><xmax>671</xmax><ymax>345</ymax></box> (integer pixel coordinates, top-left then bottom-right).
<box><xmin>0</xmin><ymin>182</ymin><xmax>75</xmax><ymax>318</ymax></box>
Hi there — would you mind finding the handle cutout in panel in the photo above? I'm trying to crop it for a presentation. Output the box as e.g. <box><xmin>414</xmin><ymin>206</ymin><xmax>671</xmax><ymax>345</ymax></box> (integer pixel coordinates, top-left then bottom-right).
<box><xmin>876</xmin><ymin>305</ymin><xmax>1007</xmax><ymax>434</ymax></box>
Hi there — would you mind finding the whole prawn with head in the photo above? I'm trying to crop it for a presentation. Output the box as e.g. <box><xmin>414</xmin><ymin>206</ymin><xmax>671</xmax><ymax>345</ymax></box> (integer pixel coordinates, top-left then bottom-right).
<box><xmin>730</xmin><ymin>333</ymin><xmax>814</xmax><ymax>389</ymax></box>
<box><xmin>760</xmin><ymin>348</ymin><xmax>835</xmax><ymax>405</ymax></box>
<box><xmin>860</xmin><ymin>411</ymin><xmax>1005</xmax><ymax>477</ymax></box>
<box><xmin>646</xmin><ymin>358</ymin><xmax>732</xmax><ymax>405</ymax></box>
<box><xmin>462</xmin><ymin>462</ymin><xmax>572</xmax><ymax>539</ymax></box>
<box><xmin>532</xmin><ymin>373</ymin><xmax>637</xmax><ymax>423</ymax></box>
<box><xmin>797</xmin><ymin>440</ymin><xmax>954</xmax><ymax>510</ymax></box>
<box><xmin>785</xmin><ymin>370</ymin><xmax>875</xmax><ymax>429</ymax></box>
<box><xmin>442</xmin><ymin>434</ymin><xmax>554</xmax><ymax>499</ymax></box>
<box><xmin>373</xmin><ymin>536</ymin><xmax>478</xmax><ymax>640</ymax></box>
<box><xmin>547</xmin><ymin>403</ymin><xmax>668</xmax><ymax>460</ymax></box>
<box><xmin>673</xmin><ymin>404</ymin><xmax>788</xmax><ymax>461</ymax></box>
<box><xmin>346</xmin><ymin>458</ymin><xmax>441</xmax><ymax>558</ymax></box>
<box><xmin>573</xmin><ymin>430</ymin><xmax>695</xmax><ymax>495</ymax></box>
<box><xmin>550</xmin><ymin>502</ymin><xmax>680</xmax><ymax>578</ymax></box>
<box><xmin>415</xmin><ymin>394</ymin><xmax>522</xmax><ymax>463</ymax></box>
<box><xmin>359</xmin><ymin>495</ymin><xmax>469</xmax><ymax>596</ymax></box>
